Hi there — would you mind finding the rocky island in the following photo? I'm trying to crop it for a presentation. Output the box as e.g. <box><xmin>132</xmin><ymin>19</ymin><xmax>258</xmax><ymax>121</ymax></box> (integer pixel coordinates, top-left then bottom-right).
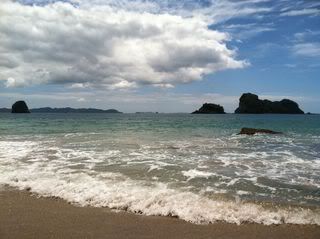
<box><xmin>192</xmin><ymin>103</ymin><xmax>225</xmax><ymax>114</ymax></box>
<box><xmin>235</xmin><ymin>93</ymin><xmax>304</xmax><ymax>114</ymax></box>
<box><xmin>11</xmin><ymin>101</ymin><xmax>30</xmax><ymax>113</ymax></box>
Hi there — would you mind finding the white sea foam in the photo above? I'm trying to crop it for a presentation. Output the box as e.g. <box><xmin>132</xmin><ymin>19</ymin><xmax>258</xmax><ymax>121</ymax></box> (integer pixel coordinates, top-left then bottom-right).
<box><xmin>148</xmin><ymin>164</ymin><xmax>162</xmax><ymax>172</ymax></box>
<box><xmin>182</xmin><ymin>169</ymin><xmax>216</xmax><ymax>181</ymax></box>
<box><xmin>1</xmin><ymin>138</ymin><xmax>320</xmax><ymax>226</ymax></box>
<box><xmin>1</xmin><ymin>163</ymin><xmax>319</xmax><ymax>225</ymax></box>
<box><xmin>0</xmin><ymin>164</ymin><xmax>318</xmax><ymax>225</ymax></box>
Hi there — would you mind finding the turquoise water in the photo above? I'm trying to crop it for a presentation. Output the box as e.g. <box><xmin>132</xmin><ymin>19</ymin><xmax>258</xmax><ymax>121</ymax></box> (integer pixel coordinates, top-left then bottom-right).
<box><xmin>0</xmin><ymin>113</ymin><xmax>319</xmax><ymax>224</ymax></box>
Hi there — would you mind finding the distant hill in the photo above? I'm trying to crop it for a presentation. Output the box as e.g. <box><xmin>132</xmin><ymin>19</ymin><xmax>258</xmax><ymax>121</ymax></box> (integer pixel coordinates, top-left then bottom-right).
<box><xmin>30</xmin><ymin>107</ymin><xmax>122</xmax><ymax>113</ymax></box>
<box><xmin>0</xmin><ymin>107</ymin><xmax>122</xmax><ymax>113</ymax></box>
<box><xmin>0</xmin><ymin>108</ymin><xmax>10</xmax><ymax>113</ymax></box>
<box><xmin>135</xmin><ymin>112</ymin><xmax>159</xmax><ymax>114</ymax></box>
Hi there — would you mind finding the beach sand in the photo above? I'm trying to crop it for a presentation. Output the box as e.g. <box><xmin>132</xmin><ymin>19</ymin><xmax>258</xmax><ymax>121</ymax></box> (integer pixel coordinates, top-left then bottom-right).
<box><xmin>0</xmin><ymin>188</ymin><xmax>319</xmax><ymax>239</ymax></box>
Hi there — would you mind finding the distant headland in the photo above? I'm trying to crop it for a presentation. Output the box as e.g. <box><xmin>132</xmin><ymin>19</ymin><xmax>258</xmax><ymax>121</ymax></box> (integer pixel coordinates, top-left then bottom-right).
<box><xmin>1</xmin><ymin>101</ymin><xmax>122</xmax><ymax>113</ymax></box>
<box><xmin>31</xmin><ymin>107</ymin><xmax>122</xmax><ymax>113</ymax></box>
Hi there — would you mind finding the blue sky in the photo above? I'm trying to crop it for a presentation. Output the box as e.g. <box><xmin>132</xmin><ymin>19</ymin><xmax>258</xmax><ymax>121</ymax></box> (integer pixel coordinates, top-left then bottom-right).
<box><xmin>0</xmin><ymin>0</ymin><xmax>319</xmax><ymax>112</ymax></box>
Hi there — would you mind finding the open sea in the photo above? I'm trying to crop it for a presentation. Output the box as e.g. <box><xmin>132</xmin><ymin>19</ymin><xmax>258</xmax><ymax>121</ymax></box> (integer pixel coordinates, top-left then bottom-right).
<box><xmin>0</xmin><ymin>113</ymin><xmax>319</xmax><ymax>225</ymax></box>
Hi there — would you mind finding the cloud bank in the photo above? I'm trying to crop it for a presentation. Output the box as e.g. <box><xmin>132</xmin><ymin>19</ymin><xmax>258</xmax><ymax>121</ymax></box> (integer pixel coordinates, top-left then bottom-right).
<box><xmin>0</xmin><ymin>1</ymin><xmax>248</xmax><ymax>89</ymax></box>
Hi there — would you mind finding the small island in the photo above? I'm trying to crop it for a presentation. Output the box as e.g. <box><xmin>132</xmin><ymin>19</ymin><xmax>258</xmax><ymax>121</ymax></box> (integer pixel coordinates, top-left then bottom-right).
<box><xmin>12</xmin><ymin>101</ymin><xmax>30</xmax><ymax>113</ymax></box>
<box><xmin>192</xmin><ymin>103</ymin><xmax>225</xmax><ymax>114</ymax></box>
<box><xmin>235</xmin><ymin>93</ymin><xmax>304</xmax><ymax>114</ymax></box>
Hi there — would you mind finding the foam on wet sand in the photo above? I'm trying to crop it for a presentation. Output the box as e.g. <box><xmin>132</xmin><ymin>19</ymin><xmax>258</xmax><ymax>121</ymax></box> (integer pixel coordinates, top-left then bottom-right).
<box><xmin>0</xmin><ymin>188</ymin><xmax>319</xmax><ymax>239</ymax></box>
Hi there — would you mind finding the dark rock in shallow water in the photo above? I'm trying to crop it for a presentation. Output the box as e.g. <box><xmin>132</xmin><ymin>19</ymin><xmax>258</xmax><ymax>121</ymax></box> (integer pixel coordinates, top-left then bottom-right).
<box><xmin>192</xmin><ymin>103</ymin><xmax>225</xmax><ymax>114</ymax></box>
<box><xmin>239</xmin><ymin>128</ymin><xmax>282</xmax><ymax>135</ymax></box>
<box><xmin>11</xmin><ymin>101</ymin><xmax>30</xmax><ymax>113</ymax></box>
<box><xmin>235</xmin><ymin>93</ymin><xmax>304</xmax><ymax>114</ymax></box>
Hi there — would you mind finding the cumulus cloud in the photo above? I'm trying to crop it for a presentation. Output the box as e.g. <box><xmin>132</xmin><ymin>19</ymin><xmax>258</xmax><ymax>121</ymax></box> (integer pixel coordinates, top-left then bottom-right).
<box><xmin>0</xmin><ymin>1</ymin><xmax>248</xmax><ymax>89</ymax></box>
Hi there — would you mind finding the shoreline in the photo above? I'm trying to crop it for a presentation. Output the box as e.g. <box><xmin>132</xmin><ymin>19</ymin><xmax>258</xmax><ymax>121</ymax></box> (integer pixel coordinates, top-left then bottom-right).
<box><xmin>0</xmin><ymin>188</ymin><xmax>319</xmax><ymax>239</ymax></box>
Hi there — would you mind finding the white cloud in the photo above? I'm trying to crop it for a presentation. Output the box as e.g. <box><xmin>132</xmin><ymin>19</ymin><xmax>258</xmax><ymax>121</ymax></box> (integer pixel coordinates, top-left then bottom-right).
<box><xmin>284</xmin><ymin>64</ymin><xmax>296</xmax><ymax>68</ymax></box>
<box><xmin>0</xmin><ymin>1</ymin><xmax>248</xmax><ymax>89</ymax></box>
<box><xmin>224</xmin><ymin>23</ymin><xmax>275</xmax><ymax>40</ymax></box>
<box><xmin>292</xmin><ymin>43</ymin><xmax>320</xmax><ymax>57</ymax></box>
<box><xmin>69</xmin><ymin>83</ymin><xmax>90</xmax><ymax>89</ymax></box>
<box><xmin>5</xmin><ymin>77</ymin><xmax>28</xmax><ymax>88</ymax></box>
<box><xmin>195</xmin><ymin>2</ymin><xmax>272</xmax><ymax>24</ymax></box>
<box><xmin>77</xmin><ymin>97</ymin><xmax>86</xmax><ymax>102</ymax></box>
<box><xmin>107</xmin><ymin>80</ymin><xmax>137</xmax><ymax>90</ymax></box>
<box><xmin>280</xmin><ymin>8</ymin><xmax>320</xmax><ymax>17</ymax></box>
<box><xmin>293</xmin><ymin>30</ymin><xmax>320</xmax><ymax>42</ymax></box>
<box><xmin>290</xmin><ymin>30</ymin><xmax>320</xmax><ymax>59</ymax></box>
<box><xmin>72</xmin><ymin>0</ymin><xmax>273</xmax><ymax>24</ymax></box>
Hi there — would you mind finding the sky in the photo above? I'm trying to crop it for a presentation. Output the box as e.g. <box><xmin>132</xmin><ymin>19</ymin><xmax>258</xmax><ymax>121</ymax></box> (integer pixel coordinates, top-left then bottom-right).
<box><xmin>0</xmin><ymin>0</ymin><xmax>319</xmax><ymax>113</ymax></box>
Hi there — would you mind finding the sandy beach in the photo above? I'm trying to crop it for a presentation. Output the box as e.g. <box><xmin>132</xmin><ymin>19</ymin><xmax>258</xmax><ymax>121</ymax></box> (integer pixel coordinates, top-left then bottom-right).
<box><xmin>1</xmin><ymin>0</ymin><xmax>320</xmax><ymax>238</ymax></box>
<box><xmin>0</xmin><ymin>188</ymin><xmax>319</xmax><ymax>239</ymax></box>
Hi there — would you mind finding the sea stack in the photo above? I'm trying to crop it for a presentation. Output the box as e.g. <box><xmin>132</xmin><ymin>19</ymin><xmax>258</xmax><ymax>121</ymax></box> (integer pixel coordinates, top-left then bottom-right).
<box><xmin>192</xmin><ymin>103</ymin><xmax>225</xmax><ymax>114</ymax></box>
<box><xmin>11</xmin><ymin>101</ymin><xmax>30</xmax><ymax>113</ymax></box>
<box><xmin>235</xmin><ymin>93</ymin><xmax>304</xmax><ymax>114</ymax></box>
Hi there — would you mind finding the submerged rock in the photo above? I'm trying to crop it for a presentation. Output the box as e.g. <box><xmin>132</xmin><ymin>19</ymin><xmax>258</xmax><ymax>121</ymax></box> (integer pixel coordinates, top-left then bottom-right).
<box><xmin>11</xmin><ymin>101</ymin><xmax>30</xmax><ymax>113</ymax></box>
<box><xmin>192</xmin><ymin>103</ymin><xmax>225</xmax><ymax>114</ymax></box>
<box><xmin>235</xmin><ymin>93</ymin><xmax>304</xmax><ymax>114</ymax></box>
<box><xmin>239</xmin><ymin>127</ymin><xmax>282</xmax><ymax>135</ymax></box>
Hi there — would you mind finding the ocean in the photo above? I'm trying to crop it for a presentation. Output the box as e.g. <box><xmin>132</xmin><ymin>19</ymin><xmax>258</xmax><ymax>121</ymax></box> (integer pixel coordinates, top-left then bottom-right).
<box><xmin>0</xmin><ymin>113</ymin><xmax>319</xmax><ymax>225</ymax></box>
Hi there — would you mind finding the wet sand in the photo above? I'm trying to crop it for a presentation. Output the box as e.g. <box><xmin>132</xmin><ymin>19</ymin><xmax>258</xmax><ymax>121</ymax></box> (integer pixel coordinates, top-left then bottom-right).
<box><xmin>0</xmin><ymin>189</ymin><xmax>319</xmax><ymax>239</ymax></box>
